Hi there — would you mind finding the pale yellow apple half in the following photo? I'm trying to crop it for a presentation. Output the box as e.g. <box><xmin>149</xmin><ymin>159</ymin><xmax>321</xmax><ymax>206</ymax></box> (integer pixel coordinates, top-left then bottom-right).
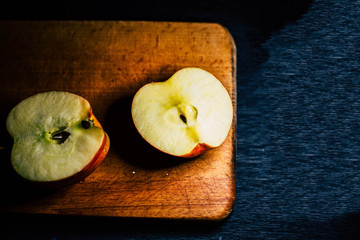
<box><xmin>6</xmin><ymin>91</ymin><xmax>110</xmax><ymax>185</ymax></box>
<box><xmin>131</xmin><ymin>67</ymin><xmax>233</xmax><ymax>158</ymax></box>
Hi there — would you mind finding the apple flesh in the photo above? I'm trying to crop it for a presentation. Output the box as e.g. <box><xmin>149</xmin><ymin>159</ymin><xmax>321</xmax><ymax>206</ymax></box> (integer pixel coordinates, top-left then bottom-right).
<box><xmin>6</xmin><ymin>91</ymin><xmax>110</xmax><ymax>186</ymax></box>
<box><xmin>131</xmin><ymin>67</ymin><xmax>233</xmax><ymax>157</ymax></box>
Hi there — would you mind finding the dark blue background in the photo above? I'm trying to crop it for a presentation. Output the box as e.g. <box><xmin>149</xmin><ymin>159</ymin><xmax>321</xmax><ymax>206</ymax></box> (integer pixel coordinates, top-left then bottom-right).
<box><xmin>2</xmin><ymin>0</ymin><xmax>360</xmax><ymax>239</ymax></box>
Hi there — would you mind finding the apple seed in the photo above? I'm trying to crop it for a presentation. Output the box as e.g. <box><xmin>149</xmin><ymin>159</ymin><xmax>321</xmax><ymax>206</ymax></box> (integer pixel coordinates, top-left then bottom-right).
<box><xmin>177</xmin><ymin>103</ymin><xmax>197</xmax><ymax>126</ymax></box>
<box><xmin>51</xmin><ymin>131</ymin><xmax>70</xmax><ymax>144</ymax></box>
<box><xmin>179</xmin><ymin>114</ymin><xmax>187</xmax><ymax>124</ymax></box>
<box><xmin>81</xmin><ymin>120</ymin><xmax>91</xmax><ymax>129</ymax></box>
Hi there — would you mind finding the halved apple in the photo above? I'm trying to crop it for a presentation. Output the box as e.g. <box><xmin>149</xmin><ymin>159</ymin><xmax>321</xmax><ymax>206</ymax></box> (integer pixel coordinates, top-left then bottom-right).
<box><xmin>131</xmin><ymin>67</ymin><xmax>233</xmax><ymax>158</ymax></box>
<box><xmin>6</xmin><ymin>91</ymin><xmax>110</xmax><ymax>186</ymax></box>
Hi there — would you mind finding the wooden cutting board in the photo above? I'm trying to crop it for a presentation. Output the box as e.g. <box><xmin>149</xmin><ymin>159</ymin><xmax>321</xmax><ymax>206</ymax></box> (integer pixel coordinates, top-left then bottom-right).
<box><xmin>0</xmin><ymin>21</ymin><xmax>236</xmax><ymax>220</ymax></box>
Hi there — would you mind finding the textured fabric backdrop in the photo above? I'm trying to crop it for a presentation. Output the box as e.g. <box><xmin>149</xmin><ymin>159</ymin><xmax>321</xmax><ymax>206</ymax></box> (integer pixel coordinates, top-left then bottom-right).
<box><xmin>236</xmin><ymin>1</ymin><xmax>360</xmax><ymax>239</ymax></box>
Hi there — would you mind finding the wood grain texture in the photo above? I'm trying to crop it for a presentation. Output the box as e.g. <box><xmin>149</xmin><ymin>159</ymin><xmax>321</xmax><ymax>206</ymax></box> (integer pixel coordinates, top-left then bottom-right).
<box><xmin>0</xmin><ymin>21</ymin><xmax>236</xmax><ymax>220</ymax></box>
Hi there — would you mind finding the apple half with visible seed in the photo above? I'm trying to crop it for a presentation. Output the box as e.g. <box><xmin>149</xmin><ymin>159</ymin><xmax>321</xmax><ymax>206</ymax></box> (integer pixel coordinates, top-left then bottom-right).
<box><xmin>6</xmin><ymin>91</ymin><xmax>110</xmax><ymax>186</ymax></box>
<box><xmin>131</xmin><ymin>67</ymin><xmax>233</xmax><ymax>158</ymax></box>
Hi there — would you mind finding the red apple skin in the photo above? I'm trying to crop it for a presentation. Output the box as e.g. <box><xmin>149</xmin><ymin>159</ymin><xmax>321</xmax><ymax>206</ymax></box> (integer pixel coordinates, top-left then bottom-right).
<box><xmin>17</xmin><ymin>109</ymin><xmax>110</xmax><ymax>188</ymax></box>
<box><xmin>181</xmin><ymin>143</ymin><xmax>212</xmax><ymax>158</ymax></box>
<box><xmin>136</xmin><ymin>132</ymin><xmax>212</xmax><ymax>158</ymax></box>
<box><xmin>142</xmin><ymin>140</ymin><xmax>212</xmax><ymax>158</ymax></box>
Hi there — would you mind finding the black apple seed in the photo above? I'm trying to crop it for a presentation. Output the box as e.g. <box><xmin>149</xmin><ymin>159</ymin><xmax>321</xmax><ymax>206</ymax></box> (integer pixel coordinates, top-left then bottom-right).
<box><xmin>52</xmin><ymin>131</ymin><xmax>70</xmax><ymax>144</ymax></box>
<box><xmin>81</xmin><ymin>120</ymin><xmax>91</xmax><ymax>129</ymax></box>
<box><xmin>179</xmin><ymin>114</ymin><xmax>187</xmax><ymax>124</ymax></box>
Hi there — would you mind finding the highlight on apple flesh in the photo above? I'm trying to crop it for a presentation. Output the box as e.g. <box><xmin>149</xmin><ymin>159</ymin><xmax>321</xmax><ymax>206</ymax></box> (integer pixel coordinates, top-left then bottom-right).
<box><xmin>131</xmin><ymin>67</ymin><xmax>233</xmax><ymax>158</ymax></box>
<box><xmin>6</xmin><ymin>91</ymin><xmax>110</xmax><ymax>186</ymax></box>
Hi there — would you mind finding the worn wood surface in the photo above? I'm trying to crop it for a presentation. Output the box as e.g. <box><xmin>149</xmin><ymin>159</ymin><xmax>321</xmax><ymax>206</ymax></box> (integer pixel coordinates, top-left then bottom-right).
<box><xmin>0</xmin><ymin>21</ymin><xmax>236</xmax><ymax>220</ymax></box>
